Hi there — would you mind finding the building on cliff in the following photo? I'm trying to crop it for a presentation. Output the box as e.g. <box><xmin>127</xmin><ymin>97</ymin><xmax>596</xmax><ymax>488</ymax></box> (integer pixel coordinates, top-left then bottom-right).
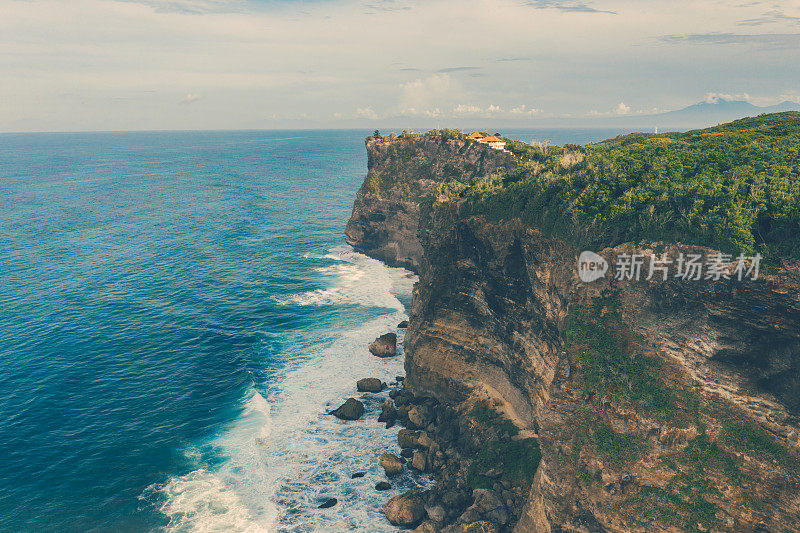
<box><xmin>477</xmin><ymin>135</ymin><xmax>506</xmax><ymax>150</ymax></box>
<box><xmin>467</xmin><ymin>131</ymin><xmax>484</xmax><ymax>140</ymax></box>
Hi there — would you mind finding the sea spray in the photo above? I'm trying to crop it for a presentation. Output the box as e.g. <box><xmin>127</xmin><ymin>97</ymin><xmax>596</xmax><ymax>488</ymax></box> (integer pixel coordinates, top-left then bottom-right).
<box><xmin>150</xmin><ymin>249</ymin><xmax>429</xmax><ymax>532</ymax></box>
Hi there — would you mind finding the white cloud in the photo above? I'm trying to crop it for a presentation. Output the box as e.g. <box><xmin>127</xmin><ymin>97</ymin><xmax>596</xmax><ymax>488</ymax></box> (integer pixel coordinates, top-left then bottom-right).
<box><xmin>588</xmin><ymin>101</ymin><xmax>632</xmax><ymax>116</ymax></box>
<box><xmin>453</xmin><ymin>103</ymin><xmax>481</xmax><ymax>114</ymax></box>
<box><xmin>510</xmin><ymin>104</ymin><xmax>538</xmax><ymax>116</ymax></box>
<box><xmin>182</xmin><ymin>93</ymin><xmax>202</xmax><ymax>104</ymax></box>
<box><xmin>398</xmin><ymin>74</ymin><xmax>459</xmax><ymax>116</ymax></box>
<box><xmin>356</xmin><ymin>107</ymin><xmax>379</xmax><ymax>119</ymax></box>
<box><xmin>704</xmin><ymin>92</ymin><xmax>751</xmax><ymax>103</ymax></box>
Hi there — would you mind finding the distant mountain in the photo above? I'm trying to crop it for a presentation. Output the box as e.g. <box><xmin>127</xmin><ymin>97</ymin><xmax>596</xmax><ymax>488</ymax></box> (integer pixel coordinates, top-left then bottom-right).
<box><xmin>599</xmin><ymin>98</ymin><xmax>800</xmax><ymax>129</ymax></box>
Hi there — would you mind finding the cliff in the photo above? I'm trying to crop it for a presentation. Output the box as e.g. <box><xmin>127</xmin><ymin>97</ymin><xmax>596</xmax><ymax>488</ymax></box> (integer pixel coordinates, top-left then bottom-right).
<box><xmin>345</xmin><ymin>131</ymin><xmax>517</xmax><ymax>272</ymax></box>
<box><xmin>347</xmin><ymin>127</ymin><xmax>800</xmax><ymax>532</ymax></box>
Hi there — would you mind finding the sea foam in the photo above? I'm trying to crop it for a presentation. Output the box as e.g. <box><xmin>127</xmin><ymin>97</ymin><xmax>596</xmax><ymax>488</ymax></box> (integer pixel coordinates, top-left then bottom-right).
<box><xmin>149</xmin><ymin>249</ymin><xmax>426</xmax><ymax>532</ymax></box>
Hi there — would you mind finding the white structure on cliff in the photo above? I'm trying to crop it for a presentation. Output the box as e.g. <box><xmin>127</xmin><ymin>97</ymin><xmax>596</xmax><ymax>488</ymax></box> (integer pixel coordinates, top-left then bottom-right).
<box><xmin>477</xmin><ymin>135</ymin><xmax>506</xmax><ymax>151</ymax></box>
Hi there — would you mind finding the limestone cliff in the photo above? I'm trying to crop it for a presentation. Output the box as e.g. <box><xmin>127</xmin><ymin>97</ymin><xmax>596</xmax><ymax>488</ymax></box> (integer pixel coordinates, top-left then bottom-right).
<box><xmin>345</xmin><ymin>131</ymin><xmax>517</xmax><ymax>272</ymax></box>
<box><xmin>347</xmin><ymin>132</ymin><xmax>800</xmax><ymax>532</ymax></box>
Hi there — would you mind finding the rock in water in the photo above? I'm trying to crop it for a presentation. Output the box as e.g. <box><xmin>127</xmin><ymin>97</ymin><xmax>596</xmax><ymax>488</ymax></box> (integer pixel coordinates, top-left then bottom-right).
<box><xmin>356</xmin><ymin>377</ymin><xmax>384</xmax><ymax>393</ymax></box>
<box><xmin>375</xmin><ymin>481</ymin><xmax>392</xmax><ymax>491</ymax></box>
<box><xmin>318</xmin><ymin>498</ymin><xmax>338</xmax><ymax>509</ymax></box>
<box><xmin>351</xmin><ymin>472</ymin><xmax>365</xmax><ymax>479</ymax></box>
<box><xmin>369</xmin><ymin>333</ymin><xmax>397</xmax><ymax>357</ymax></box>
<box><xmin>379</xmin><ymin>453</ymin><xmax>405</xmax><ymax>476</ymax></box>
<box><xmin>330</xmin><ymin>398</ymin><xmax>364</xmax><ymax>420</ymax></box>
<box><xmin>411</xmin><ymin>450</ymin><xmax>427</xmax><ymax>471</ymax></box>
<box><xmin>397</xmin><ymin>320</ymin><xmax>409</xmax><ymax>328</ymax></box>
<box><xmin>378</xmin><ymin>399</ymin><xmax>397</xmax><ymax>428</ymax></box>
<box><xmin>383</xmin><ymin>489</ymin><xmax>426</xmax><ymax>527</ymax></box>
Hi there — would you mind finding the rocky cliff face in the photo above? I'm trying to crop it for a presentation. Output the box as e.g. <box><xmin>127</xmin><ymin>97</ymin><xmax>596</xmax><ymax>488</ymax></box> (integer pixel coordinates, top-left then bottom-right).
<box><xmin>345</xmin><ymin>131</ymin><xmax>517</xmax><ymax>273</ymax></box>
<box><xmin>347</xmin><ymin>134</ymin><xmax>800</xmax><ymax>532</ymax></box>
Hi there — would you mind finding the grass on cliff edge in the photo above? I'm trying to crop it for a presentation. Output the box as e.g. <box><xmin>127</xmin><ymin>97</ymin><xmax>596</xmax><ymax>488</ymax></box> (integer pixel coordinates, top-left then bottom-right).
<box><xmin>445</xmin><ymin>112</ymin><xmax>800</xmax><ymax>262</ymax></box>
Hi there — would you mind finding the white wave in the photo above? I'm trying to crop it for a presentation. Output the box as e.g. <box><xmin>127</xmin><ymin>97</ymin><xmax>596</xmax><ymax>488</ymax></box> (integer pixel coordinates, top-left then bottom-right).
<box><xmin>149</xmin><ymin>249</ymin><xmax>422</xmax><ymax>532</ymax></box>
<box><xmin>147</xmin><ymin>387</ymin><xmax>278</xmax><ymax>532</ymax></box>
<box><xmin>275</xmin><ymin>250</ymin><xmax>411</xmax><ymax>310</ymax></box>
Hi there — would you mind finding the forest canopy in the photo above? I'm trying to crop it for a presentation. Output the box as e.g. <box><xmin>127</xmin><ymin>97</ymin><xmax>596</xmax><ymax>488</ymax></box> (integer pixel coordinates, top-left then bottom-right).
<box><xmin>443</xmin><ymin>113</ymin><xmax>800</xmax><ymax>261</ymax></box>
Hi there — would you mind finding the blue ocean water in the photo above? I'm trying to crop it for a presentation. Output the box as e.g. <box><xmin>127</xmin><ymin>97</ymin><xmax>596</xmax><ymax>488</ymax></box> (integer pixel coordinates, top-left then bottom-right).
<box><xmin>0</xmin><ymin>127</ymin><xmax>634</xmax><ymax>532</ymax></box>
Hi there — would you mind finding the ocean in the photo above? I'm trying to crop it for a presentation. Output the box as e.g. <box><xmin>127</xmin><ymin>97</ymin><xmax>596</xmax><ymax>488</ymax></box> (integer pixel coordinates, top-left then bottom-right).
<box><xmin>0</xmin><ymin>127</ymin><xmax>635</xmax><ymax>532</ymax></box>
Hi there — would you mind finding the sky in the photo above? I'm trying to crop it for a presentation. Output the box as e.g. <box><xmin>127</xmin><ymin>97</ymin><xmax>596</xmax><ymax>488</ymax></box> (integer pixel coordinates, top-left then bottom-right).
<box><xmin>1</xmin><ymin>0</ymin><xmax>799</xmax><ymax>131</ymax></box>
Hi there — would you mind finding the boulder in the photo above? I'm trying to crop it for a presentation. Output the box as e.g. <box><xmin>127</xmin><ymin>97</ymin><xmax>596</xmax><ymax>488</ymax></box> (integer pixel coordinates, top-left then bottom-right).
<box><xmin>375</xmin><ymin>481</ymin><xmax>392</xmax><ymax>491</ymax></box>
<box><xmin>318</xmin><ymin>498</ymin><xmax>337</xmax><ymax>509</ymax></box>
<box><xmin>400</xmin><ymin>448</ymin><xmax>414</xmax><ymax>458</ymax></box>
<box><xmin>407</xmin><ymin>405</ymin><xmax>432</xmax><ymax>429</ymax></box>
<box><xmin>471</xmin><ymin>489</ymin><xmax>508</xmax><ymax>525</ymax></box>
<box><xmin>463</xmin><ymin>522</ymin><xmax>499</xmax><ymax>533</ymax></box>
<box><xmin>380</xmin><ymin>453</ymin><xmax>405</xmax><ymax>476</ymax></box>
<box><xmin>351</xmin><ymin>472</ymin><xmax>365</xmax><ymax>479</ymax></box>
<box><xmin>411</xmin><ymin>450</ymin><xmax>427</xmax><ymax>471</ymax></box>
<box><xmin>398</xmin><ymin>320</ymin><xmax>409</xmax><ymax>328</ymax></box>
<box><xmin>369</xmin><ymin>333</ymin><xmax>397</xmax><ymax>357</ymax></box>
<box><xmin>357</xmin><ymin>377</ymin><xmax>385</xmax><ymax>393</ymax></box>
<box><xmin>413</xmin><ymin>521</ymin><xmax>438</xmax><ymax>533</ymax></box>
<box><xmin>330</xmin><ymin>398</ymin><xmax>364</xmax><ymax>420</ymax></box>
<box><xmin>378</xmin><ymin>399</ymin><xmax>397</xmax><ymax>428</ymax></box>
<box><xmin>383</xmin><ymin>489</ymin><xmax>427</xmax><ymax>528</ymax></box>
<box><xmin>425</xmin><ymin>505</ymin><xmax>446</xmax><ymax>523</ymax></box>
<box><xmin>398</xmin><ymin>429</ymin><xmax>421</xmax><ymax>449</ymax></box>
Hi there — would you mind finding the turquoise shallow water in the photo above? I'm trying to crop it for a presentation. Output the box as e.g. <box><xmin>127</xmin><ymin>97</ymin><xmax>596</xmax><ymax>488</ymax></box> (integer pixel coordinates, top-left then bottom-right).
<box><xmin>0</xmin><ymin>127</ymin><xmax>634</xmax><ymax>532</ymax></box>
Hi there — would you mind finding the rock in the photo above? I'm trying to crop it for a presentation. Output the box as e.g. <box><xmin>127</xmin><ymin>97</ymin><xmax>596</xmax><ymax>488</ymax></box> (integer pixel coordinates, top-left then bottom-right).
<box><xmin>463</xmin><ymin>521</ymin><xmax>499</xmax><ymax>533</ymax></box>
<box><xmin>398</xmin><ymin>429</ymin><xmax>421</xmax><ymax>449</ymax></box>
<box><xmin>411</xmin><ymin>450</ymin><xmax>427</xmax><ymax>471</ymax></box>
<box><xmin>425</xmin><ymin>504</ymin><xmax>446</xmax><ymax>523</ymax></box>
<box><xmin>375</xmin><ymin>481</ymin><xmax>392</xmax><ymax>491</ymax></box>
<box><xmin>379</xmin><ymin>453</ymin><xmax>405</xmax><ymax>476</ymax></box>
<box><xmin>413</xmin><ymin>521</ymin><xmax>438</xmax><ymax>533</ymax></box>
<box><xmin>357</xmin><ymin>378</ymin><xmax>385</xmax><ymax>393</ymax></box>
<box><xmin>398</xmin><ymin>320</ymin><xmax>409</xmax><ymax>328</ymax></box>
<box><xmin>378</xmin><ymin>399</ymin><xmax>398</xmax><ymax>428</ymax></box>
<box><xmin>400</xmin><ymin>448</ymin><xmax>414</xmax><ymax>458</ymax></box>
<box><xmin>369</xmin><ymin>333</ymin><xmax>397</xmax><ymax>357</ymax></box>
<box><xmin>351</xmin><ymin>472</ymin><xmax>365</xmax><ymax>479</ymax></box>
<box><xmin>383</xmin><ymin>489</ymin><xmax>427</xmax><ymax>528</ymax></box>
<box><xmin>471</xmin><ymin>489</ymin><xmax>508</xmax><ymax>525</ymax></box>
<box><xmin>484</xmin><ymin>468</ymin><xmax>502</xmax><ymax>479</ymax></box>
<box><xmin>407</xmin><ymin>405</ymin><xmax>432</xmax><ymax>429</ymax></box>
<box><xmin>318</xmin><ymin>498</ymin><xmax>337</xmax><ymax>509</ymax></box>
<box><xmin>396</xmin><ymin>375</ymin><xmax>405</xmax><ymax>381</ymax></box>
<box><xmin>330</xmin><ymin>398</ymin><xmax>364</xmax><ymax>420</ymax></box>
<box><xmin>416</xmin><ymin>431</ymin><xmax>433</xmax><ymax>449</ymax></box>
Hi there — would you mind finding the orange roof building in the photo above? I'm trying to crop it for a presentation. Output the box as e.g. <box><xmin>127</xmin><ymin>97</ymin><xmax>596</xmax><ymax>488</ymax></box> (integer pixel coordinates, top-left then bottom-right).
<box><xmin>468</xmin><ymin>132</ymin><xmax>484</xmax><ymax>139</ymax></box>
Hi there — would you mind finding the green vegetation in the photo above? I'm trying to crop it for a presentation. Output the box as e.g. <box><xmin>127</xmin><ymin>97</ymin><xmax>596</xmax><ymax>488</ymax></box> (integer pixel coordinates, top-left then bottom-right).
<box><xmin>625</xmin><ymin>434</ymin><xmax>743</xmax><ymax>531</ymax></box>
<box><xmin>445</xmin><ymin>113</ymin><xmax>800</xmax><ymax>260</ymax></box>
<box><xmin>625</xmin><ymin>480</ymin><xmax>720</xmax><ymax>533</ymax></box>
<box><xmin>466</xmin><ymin>438</ymin><xmax>541</xmax><ymax>489</ymax></box>
<box><xmin>591</xmin><ymin>423</ymin><xmax>645</xmax><ymax>465</ymax></box>
<box><xmin>470</xmin><ymin>401</ymin><xmax>519</xmax><ymax>437</ymax></box>
<box><xmin>722</xmin><ymin>421</ymin><xmax>791</xmax><ymax>464</ymax></box>
<box><xmin>566</xmin><ymin>289</ymin><xmax>700</xmax><ymax>424</ymax></box>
